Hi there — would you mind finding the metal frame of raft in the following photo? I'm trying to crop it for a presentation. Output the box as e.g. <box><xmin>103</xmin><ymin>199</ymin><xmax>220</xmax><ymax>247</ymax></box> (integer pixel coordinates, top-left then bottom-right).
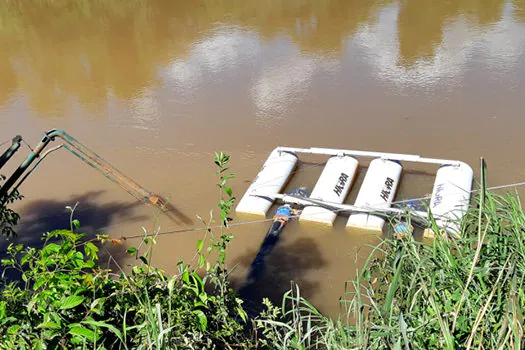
<box><xmin>236</xmin><ymin>147</ymin><xmax>474</xmax><ymax>235</ymax></box>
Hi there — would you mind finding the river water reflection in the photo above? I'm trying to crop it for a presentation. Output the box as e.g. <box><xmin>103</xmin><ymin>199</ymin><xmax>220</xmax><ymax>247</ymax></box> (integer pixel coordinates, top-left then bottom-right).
<box><xmin>1</xmin><ymin>0</ymin><xmax>524</xmax><ymax>317</ymax></box>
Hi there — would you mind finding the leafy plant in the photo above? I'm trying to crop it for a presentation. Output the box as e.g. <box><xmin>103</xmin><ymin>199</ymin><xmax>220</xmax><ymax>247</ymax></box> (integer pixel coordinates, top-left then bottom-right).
<box><xmin>5</xmin><ymin>154</ymin><xmax>524</xmax><ymax>350</ymax></box>
<box><xmin>255</xmin><ymin>163</ymin><xmax>525</xmax><ymax>349</ymax></box>
<box><xmin>0</xmin><ymin>208</ymin><xmax>118</xmax><ymax>348</ymax></box>
<box><xmin>0</xmin><ymin>177</ymin><xmax>23</xmax><ymax>238</ymax></box>
<box><xmin>0</xmin><ymin>153</ymin><xmax>253</xmax><ymax>349</ymax></box>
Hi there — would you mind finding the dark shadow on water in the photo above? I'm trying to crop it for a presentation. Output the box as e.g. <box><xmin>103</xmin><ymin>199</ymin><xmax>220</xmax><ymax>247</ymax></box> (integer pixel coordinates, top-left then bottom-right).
<box><xmin>159</xmin><ymin>200</ymin><xmax>194</xmax><ymax>226</ymax></box>
<box><xmin>230</xmin><ymin>235</ymin><xmax>327</xmax><ymax>316</ymax></box>
<box><xmin>0</xmin><ymin>190</ymin><xmax>148</xmax><ymax>281</ymax></box>
<box><xmin>14</xmin><ymin>190</ymin><xmax>148</xmax><ymax>237</ymax></box>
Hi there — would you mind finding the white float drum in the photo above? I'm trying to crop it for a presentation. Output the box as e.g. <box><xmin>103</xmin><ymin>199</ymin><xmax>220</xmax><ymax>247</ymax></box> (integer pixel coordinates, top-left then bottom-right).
<box><xmin>346</xmin><ymin>158</ymin><xmax>402</xmax><ymax>231</ymax></box>
<box><xmin>236</xmin><ymin>149</ymin><xmax>298</xmax><ymax>216</ymax></box>
<box><xmin>300</xmin><ymin>155</ymin><xmax>359</xmax><ymax>225</ymax></box>
<box><xmin>425</xmin><ymin>162</ymin><xmax>473</xmax><ymax>236</ymax></box>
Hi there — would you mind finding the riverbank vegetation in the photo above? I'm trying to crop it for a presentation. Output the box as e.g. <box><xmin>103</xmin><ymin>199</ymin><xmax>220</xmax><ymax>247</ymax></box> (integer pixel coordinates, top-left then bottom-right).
<box><xmin>1</xmin><ymin>155</ymin><xmax>525</xmax><ymax>349</ymax></box>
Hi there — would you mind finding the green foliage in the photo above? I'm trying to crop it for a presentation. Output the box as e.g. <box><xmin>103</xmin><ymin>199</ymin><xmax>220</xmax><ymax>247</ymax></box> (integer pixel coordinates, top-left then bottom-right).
<box><xmin>0</xmin><ymin>181</ymin><xmax>23</xmax><ymax>238</ymax></box>
<box><xmin>4</xmin><ymin>154</ymin><xmax>525</xmax><ymax>349</ymax></box>
<box><xmin>255</xmin><ymin>177</ymin><xmax>525</xmax><ymax>348</ymax></box>
<box><xmin>335</xmin><ymin>163</ymin><xmax>525</xmax><ymax>349</ymax></box>
<box><xmin>0</xmin><ymin>223</ymin><xmax>116</xmax><ymax>349</ymax></box>
<box><xmin>0</xmin><ymin>154</ymin><xmax>253</xmax><ymax>349</ymax></box>
<box><xmin>339</xmin><ymin>188</ymin><xmax>525</xmax><ymax>349</ymax></box>
<box><xmin>256</xmin><ymin>285</ymin><xmax>335</xmax><ymax>350</ymax></box>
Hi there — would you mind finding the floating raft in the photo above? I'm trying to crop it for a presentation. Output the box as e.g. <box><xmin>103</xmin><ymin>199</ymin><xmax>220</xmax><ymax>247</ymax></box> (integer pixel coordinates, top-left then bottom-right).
<box><xmin>236</xmin><ymin>147</ymin><xmax>473</xmax><ymax>236</ymax></box>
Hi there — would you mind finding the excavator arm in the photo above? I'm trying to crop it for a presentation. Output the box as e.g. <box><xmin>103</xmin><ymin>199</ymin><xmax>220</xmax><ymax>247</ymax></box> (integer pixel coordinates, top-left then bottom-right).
<box><xmin>0</xmin><ymin>129</ymin><xmax>163</xmax><ymax>209</ymax></box>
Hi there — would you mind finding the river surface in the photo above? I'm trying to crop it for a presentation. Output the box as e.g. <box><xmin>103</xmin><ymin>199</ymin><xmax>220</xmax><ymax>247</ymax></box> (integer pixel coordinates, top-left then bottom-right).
<box><xmin>1</xmin><ymin>0</ymin><xmax>525</xmax><ymax>317</ymax></box>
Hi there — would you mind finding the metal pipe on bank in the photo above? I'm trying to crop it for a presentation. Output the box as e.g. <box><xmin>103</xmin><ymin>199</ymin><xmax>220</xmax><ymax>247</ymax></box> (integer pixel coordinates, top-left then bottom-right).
<box><xmin>0</xmin><ymin>136</ymin><xmax>23</xmax><ymax>171</ymax></box>
<box><xmin>0</xmin><ymin>129</ymin><xmax>164</xmax><ymax>209</ymax></box>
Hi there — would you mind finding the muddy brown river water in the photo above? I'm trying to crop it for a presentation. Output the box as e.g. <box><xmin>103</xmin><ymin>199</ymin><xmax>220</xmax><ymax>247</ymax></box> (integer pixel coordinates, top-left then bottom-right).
<box><xmin>1</xmin><ymin>0</ymin><xmax>525</xmax><ymax>317</ymax></box>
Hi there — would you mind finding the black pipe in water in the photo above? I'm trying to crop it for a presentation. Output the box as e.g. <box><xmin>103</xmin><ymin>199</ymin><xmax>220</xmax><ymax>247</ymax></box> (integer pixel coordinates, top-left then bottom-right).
<box><xmin>238</xmin><ymin>205</ymin><xmax>293</xmax><ymax>300</ymax></box>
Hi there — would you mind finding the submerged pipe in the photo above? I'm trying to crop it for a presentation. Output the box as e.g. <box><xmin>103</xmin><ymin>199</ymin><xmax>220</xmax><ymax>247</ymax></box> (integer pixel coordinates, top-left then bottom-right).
<box><xmin>240</xmin><ymin>205</ymin><xmax>294</xmax><ymax>290</ymax></box>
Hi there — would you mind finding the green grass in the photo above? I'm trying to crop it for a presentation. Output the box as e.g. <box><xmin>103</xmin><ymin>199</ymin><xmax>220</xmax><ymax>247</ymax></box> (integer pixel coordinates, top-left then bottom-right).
<box><xmin>3</xmin><ymin>156</ymin><xmax>525</xmax><ymax>349</ymax></box>
<box><xmin>0</xmin><ymin>153</ymin><xmax>252</xmax><ymax>349</ymax></box>
<box><xmin>257</xmin><ymin>162</ymin><xmax>525</xmax><ymax>349</ymax></box>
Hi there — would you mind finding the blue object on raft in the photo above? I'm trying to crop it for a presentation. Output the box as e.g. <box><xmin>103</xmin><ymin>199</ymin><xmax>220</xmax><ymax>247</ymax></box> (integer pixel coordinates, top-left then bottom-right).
<box><xmin>401</xmin><ymin>200</ymin><xmax>428</xmax><ymax>212</ymax></box>
<box><xmin>394</xmin><ymin>222</ymin><xmax>414</xmax><ymax>235</ymax></box>
<box><xmin>275</xmin><ymin>205</ymin><xmax>292</xmax><ymax>217</ymax></box>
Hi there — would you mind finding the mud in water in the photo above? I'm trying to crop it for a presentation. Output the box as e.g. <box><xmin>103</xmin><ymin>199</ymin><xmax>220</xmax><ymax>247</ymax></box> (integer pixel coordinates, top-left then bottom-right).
<box><xmin>1</xmin><ymin>0</ymin><xmax>525</xmax><ymax>317</ymax></box>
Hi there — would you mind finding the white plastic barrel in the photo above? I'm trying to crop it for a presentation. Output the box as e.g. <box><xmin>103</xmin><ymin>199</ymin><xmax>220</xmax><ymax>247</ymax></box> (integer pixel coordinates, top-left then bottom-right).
<box><xmin>346</xmin><ymin>159</ymin><xmax>402</xmax><ymax>231</ymax></box>
<box><xmin>425</xmin><ymin>162</ymin><xmax>473</xmax><ymax>236</ymax></box>
<box><xmin>236</xmin><ymin>149</ymin><xmax>298</xmax><ymax>216</ymax></box>
<box><xmin>300</xmin><ymin>155</ymin><xmax>359</xmax><ymax>225</ymax></box>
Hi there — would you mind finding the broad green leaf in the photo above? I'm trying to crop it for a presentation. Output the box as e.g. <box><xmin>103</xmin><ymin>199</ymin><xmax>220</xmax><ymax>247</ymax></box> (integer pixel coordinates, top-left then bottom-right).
<box><xmin>182</xmin><ymin>271</ymin><xmax>190</xmax><ymax>284</ymax></box>
<box><xmin>90</xmin><ymin>297</ymin><xmax>106</xmax><ymax>310</ymax></box>
<box><xmin>85</xmin><ymin>242</ymin><xmax>99</xmax><ymax>259</ymax></box>
<box><xmin>193</xmin><ymin>310</ymin><xmax>208</xmax><ymax>331</ymax></box>
<box><xmin>198</xmin><ymin>254</ymin><xmax>205</xmax><ymax>268</ymax></box>
<box><xmin>1</xmin><ymin>259</ymin><xmax>14</xmax><ymax>266</ymax></box>
<box><xmin>82</xmin><ymin>319</ymin><xmax>123</xmax><ymax>341</ymax></box>
<box><xmin>38</xmin><ymin>322</ymin><xmax>61</xmax><ymax>330</ymax></box>
<box><xmin>42</xmin><ymin>243</ymin><xmax>60</xmax><ymax>253</ymax></box>
<box><xmin>236</xmin><ymin>306</ymin><xmax>248</xmax><ymax>323</ymax></box>
<box><xmin>60</xmin><ymin>295</ymin><xmax>85</xmax><ymax>310</ymax></box>
<box><xmin>196</xmin><ymin>239</ymin><xmax>204</xmax><ymax>252</ymax></box>
<box><xmin>27</xmin><ymin>298</ymin><xmax>37</xmax><ymax>313</ymax></box>
<box><xmin>191</xmin><ymin>273</ymin><xmax>204</xmax><ymax>293</ymax></box>
<box><xmin>32</xmin><ymin>339</ymin><xmax>44</xmax><ymax>350</ymax></box>
<box><xmin>33</xmin><ymin>277</ymin><xmax>46</xmax><ymax>291</ymax></box>
<box><xmin>72</xmin><ymin>219</ymin><xmax>80</xmax><ymax>229</ymax></box>
<box><xmin>69</xmin><ymin>327</ymin><xmax>96</xmax><ymax>342</ymax></box>
<box><xmin>7</xmin><ymin>324</ymin><xmax>20</xmax><ymax>334</ymax></box>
